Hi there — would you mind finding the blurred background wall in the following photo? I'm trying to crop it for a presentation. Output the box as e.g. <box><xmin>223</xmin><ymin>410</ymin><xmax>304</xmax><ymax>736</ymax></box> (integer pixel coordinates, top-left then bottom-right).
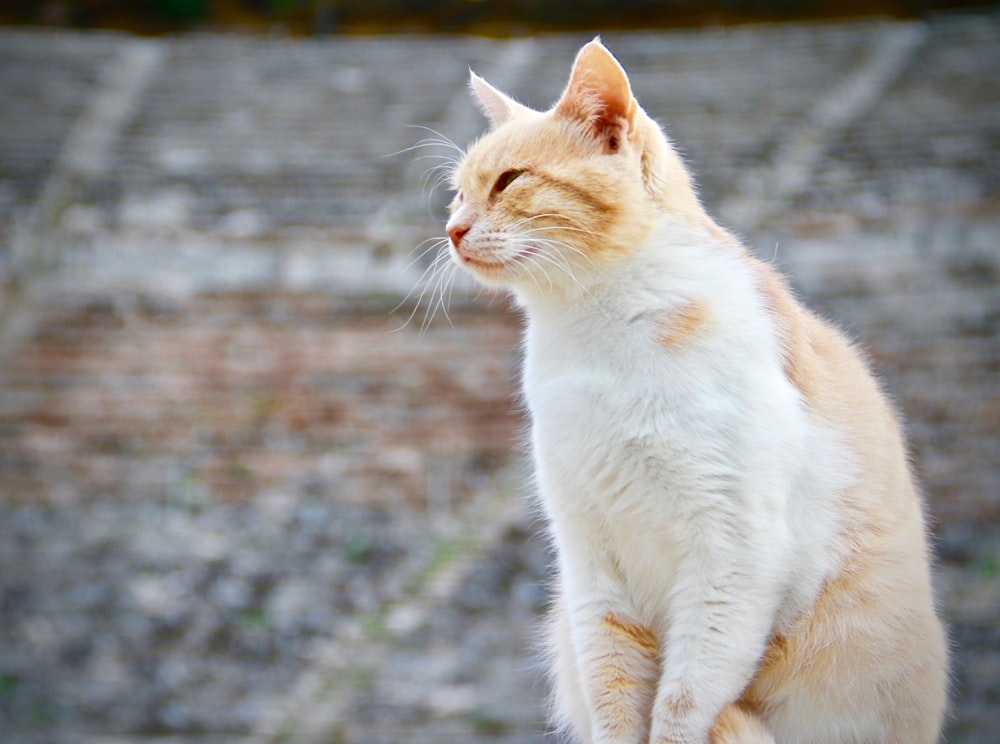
<box><xmin>0</xmin><ymin>2</ymin><xmax>998</xmax><ymax>743</ymax></box>
<box><xmin>0</xmin><ymin>0</ymin><xmax>995</xmax><ymax>33</ymax></box>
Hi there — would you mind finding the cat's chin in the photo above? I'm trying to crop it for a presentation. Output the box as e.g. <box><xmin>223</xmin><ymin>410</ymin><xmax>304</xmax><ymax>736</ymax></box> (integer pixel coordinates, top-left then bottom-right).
<box><xmin>450</xmin><ymin>244</ymin><xmax>535</xmax><ymax>284</ymax></box>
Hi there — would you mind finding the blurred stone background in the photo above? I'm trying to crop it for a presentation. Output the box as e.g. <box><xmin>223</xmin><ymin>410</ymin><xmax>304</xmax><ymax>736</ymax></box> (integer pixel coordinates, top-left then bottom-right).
<box><xmin>0</xmin><ymin>4</ymin><xmax>997</xmax><ymax>743</ymax></box>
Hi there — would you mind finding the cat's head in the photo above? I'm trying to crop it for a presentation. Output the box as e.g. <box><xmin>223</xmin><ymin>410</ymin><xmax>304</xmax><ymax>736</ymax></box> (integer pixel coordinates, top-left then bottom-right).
<box><xmin>446</xmin><ymin>39</ymin><xmax>702</xmax><ymax>295</ymax></box>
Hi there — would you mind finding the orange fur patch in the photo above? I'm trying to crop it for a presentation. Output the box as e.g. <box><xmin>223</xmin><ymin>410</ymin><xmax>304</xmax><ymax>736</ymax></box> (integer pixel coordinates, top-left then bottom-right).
<box><xmin>605</xmin><ymin>674</ymin><xmax>639</xmax><ymax>693</ymax></box>
<box><xmin>535</xmin><ymin>171</ymin><xmax>614</xmax><ymax>215</ymax></box>
<box><xmin>663</xmin><ymin>688</ymin><xmax>695</xmax><ymax>718</ymax></box>
<box><xmin>700</xmin><ymin>217</ymin><xmax>744</xmax><ymax>253</ymax></box>
<box><xmin>747</xmin><ymin>255</ymin><xmax>856</xmax><ymax>412</ymax></box>
<box><xmin>601</xmin><ymin>613</ymin><xmax>660</xmax><ymax>659</ymax></box>
<box><xmin>589</xmin><ymin>613</ymin><xmax>661</xmax><ymax>737</ymax></box>
<box><xmin>592</xmin><ymin>670</ymin><xmax>641</xmax><ymax>738</ymax></box>
<box><xmin>750</xmin><ymin>260</ymin><xmax>820</xmax><ymax>400</ymax></box>
<box><xmin>741</xmin><ymin>559</ymin><xmax>914</xmax><ymax>716</ymax></box>
<box><xmin>658</xmin><ymin>302</ymin><xmax>708</xmax><ymax>349</ymax></box>
<box><xmin>710</xmin><ymin>703</ymin><xmax>773</xmax><ymax>744</ymax></box>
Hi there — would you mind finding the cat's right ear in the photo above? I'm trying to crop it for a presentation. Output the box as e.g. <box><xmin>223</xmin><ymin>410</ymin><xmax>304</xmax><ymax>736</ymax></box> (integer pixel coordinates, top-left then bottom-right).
<box><xmin>555</xmin><ymin>39</ymin><xmax>638</xmax><ymax>144</ymax></box>
<box><xmin>470</xmin><ymin>71</ymin><xmax>532</xmax><ymax>129</ymax></box>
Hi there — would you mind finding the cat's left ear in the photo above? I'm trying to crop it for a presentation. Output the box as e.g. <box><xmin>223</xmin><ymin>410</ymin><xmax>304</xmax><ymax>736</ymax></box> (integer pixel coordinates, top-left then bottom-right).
<box><xmin>470</xmin><ymin>71</ymin><xmax>533</xmax><ymax>129</ymax></box>
<box><xmin>555</xmin><ymin>38</ymin><xmax>638</xmax><ymax>147</ymax></box>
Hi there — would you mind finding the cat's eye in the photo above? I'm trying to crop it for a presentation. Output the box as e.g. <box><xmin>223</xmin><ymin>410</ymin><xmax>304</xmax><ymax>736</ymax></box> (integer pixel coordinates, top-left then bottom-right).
<box><xmin>492</xmin><ymin>169</ymin><xmax>524</xmax><ymax>195</ymax></box>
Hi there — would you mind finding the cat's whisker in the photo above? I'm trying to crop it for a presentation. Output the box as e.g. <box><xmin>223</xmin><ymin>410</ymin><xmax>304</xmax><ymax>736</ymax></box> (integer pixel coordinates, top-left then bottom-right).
<box><xmin>546</xmin><ymin>223</ymin><xmax>612</xmax><ymax>239</ymax></box>
<box><xmin>512</xmin><ymin>253</ymin><xmax>550</xmax><ymax>293</ymax></box>
<box><xmin>393</xmin><ymin>245</ymin><xmax>455</xmax><ymax>332</ymax></box>
<box><xmin>384</xmin><ymin>138</ymin><xmax>460</xmax><ymax>160</ymax></box>
<box><xmin>416</xmin><ymin>269</ymin><xmax>446</xmax><ymax>332</ymax></box>
<box><xmin>524</xmin><ymin>224</ymin><xmax>610</xmax><ymax>244</ymax></box>
<box><xmin>423</xmin><ymin>251</ymin><xmax>463</xmax><ymax>332</ymax></box>
<box><xmin>406</xmin><ymin>125</ymin><xmax>467</xmax><ymax>157</ymax></box>
<box><xmin>434</xmin><ymin>268</ymin><xmax>459</xmax><ymax>330</ymax></box>
<box><xmin>507</xmin><ymin>213</ymin><xmax>559</xmax><ymax>231</ymax></box>
<box><xmin>505</xmin><ymin>222</ymin><xmax>607</xmax><ymax>272</ymax></box>
<box><xmin>428</xmin><ymin>171</ymin><xmax>457</xmax><ymax>196</ymax></box>
<box><xmin>507</xmin><ymin>238</ymin><xmax>582</xmax><ymax>294</ymax></box>
<box><xmin>418</xmin><ymin>160</ymin><xmax>459</xmax><ymax>191</ymax></box>
<box><xmin>393</xmin><ymin>260</ymin><xmax>439</xmax><ymax>322</ymax></box>
<box><xmin>422</xmin><ymin>167</ymin><xmax>458</xmax><ymax>190</ymax></box>
<box><xmin>399</xmin><ymin>237</ymin><xmax>450</xmax><ymax>289</ymax></box>
<box><xmin>509</xmin><ymin>237</ymin><xmax>612</xmax><ymax>320</ymax></box>
<box><xmin>445</xmin><ymin>256</ymin><xmax>464</xmax><ymax>312</ymax></box>
<box><xmin>524</xmin><ymin>250</ymin><xmax>583</xmax><ymax>293</ymax></box>
<box><xmin>509</xmin><ymin>213</ymin><xmax>614</xmax><ymax>241</ymax></box>
<box><xmin>411</xmin><ymin>152</ymin><xmax>459</xmax><ymax>162</ymax></box>
<box><xmin>419</xmin><ymin>146</ymin><xmax>458</xmax><ymax>160</ymax></box>
<box><xmin>538</xmin><ymin>243</ymin><xmax>599</xmax><ymax>280</ymax></box>
<box><xmin>516</xmin><ymin>236</ymin><xmax>594</xmax><ymax>277</ymax></box>
<box><xmin>415</xmin><ymin>156</ymin><xmax>459</xmax><ymax>172</ymax></box>
<box><xmin>437</xmin><ymin>263</ymin><xmax>459</xmax><ymax>328</ymax></box>
<box><xmin>387</xmin><ymin>130</ymin><xmax>463</xmax><ymax>209</ymax></box>
<box><xmin>423</xmin><ymin>253</ymin><xmax>454</xmax><ymax>329</ymax></box>
<box><xmin>392</xmin><ymin>278</ymin><xmax>439</xmax><ymax>333</ymax></box>
<box><xmin>518</xmin><ymin>241</ymin><xmax>575</xmax><ymax>275</ymax></box>
<box><xmin>403</xmin><ymin>236</ymin><xmax>449</xmax><ymax>269</ymax></box>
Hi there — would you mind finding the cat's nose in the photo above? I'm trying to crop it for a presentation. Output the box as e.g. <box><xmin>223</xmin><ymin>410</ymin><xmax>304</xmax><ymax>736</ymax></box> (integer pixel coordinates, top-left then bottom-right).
<box><xmin>448</xmin><ymin>222</ymin><xmax>470</xmax><ymax>248</ymax></box>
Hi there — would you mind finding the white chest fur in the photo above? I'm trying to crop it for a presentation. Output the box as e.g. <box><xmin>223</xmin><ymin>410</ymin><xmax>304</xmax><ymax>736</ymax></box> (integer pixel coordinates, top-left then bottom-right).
<box><xmin>517</xmin><ymin>236</ymin><xmax>853</xmax><ymax>629</ymax></box>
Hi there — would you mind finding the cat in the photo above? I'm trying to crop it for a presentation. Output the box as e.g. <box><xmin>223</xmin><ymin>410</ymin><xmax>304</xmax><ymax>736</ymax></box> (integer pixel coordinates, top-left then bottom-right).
<box><xmin>440</xmin><ymin>38</ymin><xmax>948</xmax><ymax>744</ymax></box>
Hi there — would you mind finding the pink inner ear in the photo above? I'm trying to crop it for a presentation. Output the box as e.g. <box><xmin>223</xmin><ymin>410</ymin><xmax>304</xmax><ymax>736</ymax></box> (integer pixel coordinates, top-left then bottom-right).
<box><xmin>556</xmin><ymin>41</ymin><xmax>637</xmax><ymax>136</ymax></box>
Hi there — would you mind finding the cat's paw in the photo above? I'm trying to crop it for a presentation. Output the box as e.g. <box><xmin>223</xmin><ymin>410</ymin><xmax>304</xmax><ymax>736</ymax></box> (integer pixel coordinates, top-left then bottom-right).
<box><xmin>648</xmin><ymin>691</ymin><xmax>711</xmax><ymax>744</ymax></box>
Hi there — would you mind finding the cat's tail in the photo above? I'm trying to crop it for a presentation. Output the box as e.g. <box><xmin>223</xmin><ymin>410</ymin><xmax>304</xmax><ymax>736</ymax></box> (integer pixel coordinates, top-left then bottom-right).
<box><xmin>711</xmin><ymin>704</ymin><xmax>775</xmax><ymax>744</ymax></box>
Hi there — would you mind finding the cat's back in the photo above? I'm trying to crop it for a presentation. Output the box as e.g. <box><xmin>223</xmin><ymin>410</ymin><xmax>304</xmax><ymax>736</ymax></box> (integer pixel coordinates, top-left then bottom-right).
<box><xmin>753</xmin><ymin>255</ymin><xmax>924</xmax><ymax>521</ymax></box>
<box><xmin>736</xmin><ymin>255</ymin><xmax>948</xmax><ymax>741</ymax></box>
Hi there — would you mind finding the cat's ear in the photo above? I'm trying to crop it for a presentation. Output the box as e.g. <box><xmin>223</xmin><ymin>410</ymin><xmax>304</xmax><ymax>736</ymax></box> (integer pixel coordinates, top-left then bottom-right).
<box><xmin>555</xmin><ymin>38</ymin><xmax>638</xmax><ymax>143</ymax></box>
<box><xmin>470</xmin><ymin>71</ymin><xmax>532</xmax><ymax>129</ymax></box>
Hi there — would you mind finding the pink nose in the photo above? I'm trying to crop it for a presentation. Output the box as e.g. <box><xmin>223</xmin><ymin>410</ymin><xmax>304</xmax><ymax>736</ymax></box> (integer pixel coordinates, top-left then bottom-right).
<box><xmin>448</xmin><ymin>222</ymin><xmax>470</xmax><ymax>248</ymax></box>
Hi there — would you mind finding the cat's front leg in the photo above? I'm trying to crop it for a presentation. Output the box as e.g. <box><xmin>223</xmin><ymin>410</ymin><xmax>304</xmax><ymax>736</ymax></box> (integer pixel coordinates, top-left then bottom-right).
<box><xmin>646</xmin><ymin>553</ymin><xmax>781</xmax><ymax>744</ymax></box>
<box><xmin>561</xmin><ymin>576</ymin><xmax>662</xmax><ymax>743</ymax></box>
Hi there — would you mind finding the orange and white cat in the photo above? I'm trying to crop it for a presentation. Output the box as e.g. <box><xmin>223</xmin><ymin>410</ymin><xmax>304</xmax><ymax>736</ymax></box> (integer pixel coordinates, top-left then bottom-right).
<box><xmin>443</xmin><ymin>39</ymin><xmax>948</xmax><ymax>743</ymax></box>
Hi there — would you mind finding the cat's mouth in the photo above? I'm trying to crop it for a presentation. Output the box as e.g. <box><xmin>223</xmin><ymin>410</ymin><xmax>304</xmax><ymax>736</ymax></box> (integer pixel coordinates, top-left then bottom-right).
<box><xmin>454</xmin><ymin>244</ymin><xmax>537</xmax><ymax>273</ymax></box>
